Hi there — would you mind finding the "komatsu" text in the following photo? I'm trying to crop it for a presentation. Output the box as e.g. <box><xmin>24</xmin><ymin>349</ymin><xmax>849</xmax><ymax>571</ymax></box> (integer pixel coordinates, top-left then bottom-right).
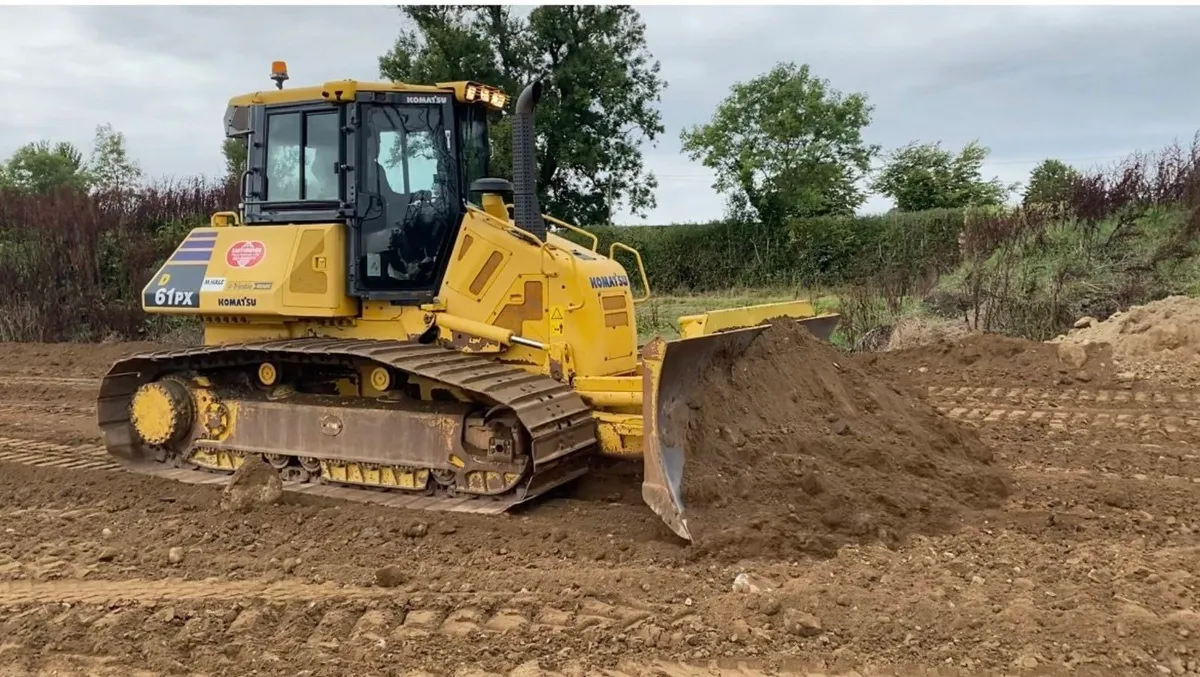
<box><xmin>589</xmin><ymin>275</ymin><xmax>630</xmax><ymax>289</ymax></box>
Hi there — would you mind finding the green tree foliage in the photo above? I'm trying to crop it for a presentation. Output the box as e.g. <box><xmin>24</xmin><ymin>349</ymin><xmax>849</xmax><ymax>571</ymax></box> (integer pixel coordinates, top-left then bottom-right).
<box><xmin>0</xmin><ymin>140</ymin><xmax>90</xmax><ymax>194</ymax></box>
<box><xmin>679</xmin><ymin>62</ymin><xmax>879</xmax><ymax>226</ymax></box>
<box><xmin>872</xmin><ymin>140</ymin><xmax>1015</xmax><ymax>212</ymax></box>
<box><xmin>378</xmin><ymin>5</ymin><xmax>666</xmax><ymax>225</ymax></box>
<box><xmin>1023</xmin><ymin>158</ymin><xmax>1080</xmax><ymax>206</ymax></box>
<box><xmin>87</xmin><ymin>123</ymin><xmax>142</xmax><ymax>194</ymax></box>
<box><xmin>222</xmin><ymin>137</ymin><xmax>248</xmax><ymax>186</ymax></box>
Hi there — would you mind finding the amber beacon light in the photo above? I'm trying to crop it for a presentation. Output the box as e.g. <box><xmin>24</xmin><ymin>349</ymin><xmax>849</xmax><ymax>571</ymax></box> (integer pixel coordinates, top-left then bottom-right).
<box><xmin>270</xmin><ymin>61</ymin><xmax>289</xmax><ymax>90</ymax></box>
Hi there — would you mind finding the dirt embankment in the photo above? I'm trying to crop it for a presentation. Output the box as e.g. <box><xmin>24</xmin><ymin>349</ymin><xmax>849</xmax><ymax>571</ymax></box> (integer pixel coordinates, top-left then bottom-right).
<box><xmin>675</xmin><ymin>320</ymin><xmax>1011</xmax><ymax>559</ymax></box>
<box><xmin>870</xmin><ymin>295</ymin><xmax>1200</xmax><ymax>390</ymax></box>
<box><xmin>1055</xmin><ymin>295</ymin><xmax>1200</xmax><ymax>386</ymax></box>
<box><xmin>862</xmin><ymin>331</ymin><xmax>1117</xmax><ymax>389</ymax></box>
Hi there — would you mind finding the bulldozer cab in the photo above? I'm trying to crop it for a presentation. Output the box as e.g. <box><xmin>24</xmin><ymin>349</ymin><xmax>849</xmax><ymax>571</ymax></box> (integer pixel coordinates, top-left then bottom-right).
<box><xmin>230</xmin><ymin>80</ymin><xmax>500</xmax><ymax>304</ymax></box>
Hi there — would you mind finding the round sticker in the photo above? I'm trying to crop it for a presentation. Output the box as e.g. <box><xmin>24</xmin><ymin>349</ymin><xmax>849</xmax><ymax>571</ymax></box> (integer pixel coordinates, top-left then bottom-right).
<box><xmin>225</xmin><ymin>241</ymin><xmax>266</xmax><ymax>269</ymax></box>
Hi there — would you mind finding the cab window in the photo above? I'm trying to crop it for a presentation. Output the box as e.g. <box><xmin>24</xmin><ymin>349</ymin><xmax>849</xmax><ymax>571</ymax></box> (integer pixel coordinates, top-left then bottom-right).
<box><xmin>264</xmin><ymin>110</ymin><xmax>340</xmax><ymax>201</ymax></box>
<box><xmin>377</xmin><ymin>128</ymin><xmax>438</xmax><ymax>194</ymax></box>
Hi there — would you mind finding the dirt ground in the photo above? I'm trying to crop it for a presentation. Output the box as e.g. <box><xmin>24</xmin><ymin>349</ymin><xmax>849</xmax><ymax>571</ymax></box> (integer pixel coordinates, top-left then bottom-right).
<box><xmin>0</xmin><ymin>330</ymin><xmax>1196</xmax><ymax>677</ymax></box>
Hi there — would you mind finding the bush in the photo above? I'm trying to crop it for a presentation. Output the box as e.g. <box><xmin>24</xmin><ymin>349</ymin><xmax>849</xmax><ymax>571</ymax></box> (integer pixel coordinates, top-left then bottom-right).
<box><xmin>945</xmin><ymin>134</ymin><xmax>1200</xmax><ymax>341</ymax></box>
<box><xmin>0</xmin><ymin>179</ymin><xmax>235</xmax><ymax>342</ymax></box>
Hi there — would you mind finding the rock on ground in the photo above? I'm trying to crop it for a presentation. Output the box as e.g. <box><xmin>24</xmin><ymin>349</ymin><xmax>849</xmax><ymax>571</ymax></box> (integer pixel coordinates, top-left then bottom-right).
<box><xmin>220</xmin><ymin>454</ymin><xmax>284</xmax><ymax>513</ymax></box>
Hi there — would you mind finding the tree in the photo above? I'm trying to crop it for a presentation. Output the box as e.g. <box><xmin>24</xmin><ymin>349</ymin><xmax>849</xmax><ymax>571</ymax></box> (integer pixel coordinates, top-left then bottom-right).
<box><xmin>1023</xmin><ymin>158</ymin><xmax>1080</xmax><ymax>207</ymax></box>
<box><xmin>222</xmin><ymin>137</ymin><xmax>248</xmax><ymax>186</ymax></box>
<box><xmin>0</xmin><ymin>140</ymin><xmax>91</xmax><ymax>195</ymax></box>
<box><xmin>378</xmin><ymin>5</ymin><xmax>666</xmax><ymax>225</ymax></box>
<box><xmin>87</xmin><ymin>123</ymin><xmax>142</xmax><ymax>194</ymax></box>
<box><xmin>679</xmin><ymin>62</ymin><xmax>879</xmax><ymax>226</ymax></box>
<box><xmin>871</xmin><ymin>140</ymin><xmax>1015</xmax><ymax>212</ymax></box>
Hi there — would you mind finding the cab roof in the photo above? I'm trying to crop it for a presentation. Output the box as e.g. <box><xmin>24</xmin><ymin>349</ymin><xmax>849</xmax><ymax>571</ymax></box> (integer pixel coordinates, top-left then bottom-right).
<box><xmin>227</xmin><ymin>79</ymin><xmax>510</xmax><ymax>111</ymax></box>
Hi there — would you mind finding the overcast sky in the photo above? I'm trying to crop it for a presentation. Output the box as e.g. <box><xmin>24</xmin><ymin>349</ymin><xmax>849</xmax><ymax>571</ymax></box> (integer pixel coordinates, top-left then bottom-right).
<box><xmin>1</xmin><ymin>5</ymin><xmax>1197</xmax><ymax>225</ymax></box>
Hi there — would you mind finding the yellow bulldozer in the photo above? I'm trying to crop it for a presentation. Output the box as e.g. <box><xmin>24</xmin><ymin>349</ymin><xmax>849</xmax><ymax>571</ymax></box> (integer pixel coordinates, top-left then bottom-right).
<box><xmin>96</xmin><ymin>62</ymin><xmax>838</xmax><ymax>541</ymax></box>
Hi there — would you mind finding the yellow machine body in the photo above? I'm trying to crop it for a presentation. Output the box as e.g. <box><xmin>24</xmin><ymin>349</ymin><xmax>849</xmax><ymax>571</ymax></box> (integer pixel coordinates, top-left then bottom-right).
<box><xmin>143</xmin><ymin>216</ymin><xmax>639</xmax><ymax>378</ymax></box>
<box><xmin>98</xmin><ymin>72</ymin><xmax>839</xmax><ymax>541</ymax></box>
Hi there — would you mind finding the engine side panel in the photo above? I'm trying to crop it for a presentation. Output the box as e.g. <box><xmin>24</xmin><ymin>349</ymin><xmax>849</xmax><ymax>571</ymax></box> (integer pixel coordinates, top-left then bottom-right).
<box><xmin>435</xmin><ymin>212</ymin><xmax>641</xmax><ymax>378</ymax></box>
<box><xmin>142</xmin><ymin>224</ymin><xmax>358</xmax><ymax>319</ymax></box>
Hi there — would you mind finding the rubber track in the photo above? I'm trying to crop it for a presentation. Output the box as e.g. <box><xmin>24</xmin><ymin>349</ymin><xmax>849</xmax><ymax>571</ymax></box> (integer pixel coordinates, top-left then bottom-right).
<box><xmin>93</xmin><ymin>338</ymin><xmax>598</xmax><ymax>514</ymax></box>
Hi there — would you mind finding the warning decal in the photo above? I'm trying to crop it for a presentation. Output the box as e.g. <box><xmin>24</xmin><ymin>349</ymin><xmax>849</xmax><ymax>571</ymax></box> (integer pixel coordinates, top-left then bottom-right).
<box><xmin>549</xmin><ymin>306</ymin><xmax>565</xmax><ymax>336</ymax></box>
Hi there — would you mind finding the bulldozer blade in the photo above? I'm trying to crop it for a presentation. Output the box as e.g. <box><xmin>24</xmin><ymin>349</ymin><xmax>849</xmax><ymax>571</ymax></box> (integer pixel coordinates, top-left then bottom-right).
<box><xmin>640</xmin><ymin>313</ymin><xmax>840</xmax><ymax>541</ymax></box>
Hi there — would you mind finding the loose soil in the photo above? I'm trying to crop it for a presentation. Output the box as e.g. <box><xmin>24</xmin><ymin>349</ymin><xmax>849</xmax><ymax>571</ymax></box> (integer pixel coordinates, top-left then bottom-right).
<box><xmin>0</xmin><ymin>341</ymin><xmax>170</xmax><ymax>377</ymax></box>
<box><xmin>678</xmin><ymin>321</ymin><xmax>1010</xmax><ymax>558</ymax></box>
<box><xmin>0</xmin><ymin>336</ymin><xmax>1197</xmax><ymax>677</ymax></box>
<box><xmin>861</xmin><ymin>331</ymin><xmax>1118</xmax><ymax>389</ymax></box>
<box><xmin>1056</xmin><ymin>295</ymin><xmax>1200</xmax><ymax>386</ymax></box>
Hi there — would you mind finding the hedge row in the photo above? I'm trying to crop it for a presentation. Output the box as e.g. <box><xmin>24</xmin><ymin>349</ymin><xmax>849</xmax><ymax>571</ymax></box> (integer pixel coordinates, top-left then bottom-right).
<box><xmin>0</xmin><ymin>181</ymin><xmax>234</xmax><ymax>342</ymax></box>
<box><xmin>573</xmin><ymin>208</ymin><xmax>967</xmax><ymax>293</ymax></box>
<box><xmin>0</xmin><ymin>175</ymin><xmax>973</xmax><ymax>341</ymax></box>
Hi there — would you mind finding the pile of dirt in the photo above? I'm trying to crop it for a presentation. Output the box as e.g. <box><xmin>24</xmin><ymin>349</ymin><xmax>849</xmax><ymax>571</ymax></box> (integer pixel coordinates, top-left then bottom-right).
<box><xmin>676</xmin><ymin>320</ymin><xmax>1011</xmax><ymax>560</ymax></box>
<box><xmin>1055</xmin><ymin>294</ymin><xmax>1200</xmax><ymax>385</ymax></box>
<box><xmin>861</xmin><ymin>331</ymin><xmax>1116</xmax><ymax>388</ymax></box>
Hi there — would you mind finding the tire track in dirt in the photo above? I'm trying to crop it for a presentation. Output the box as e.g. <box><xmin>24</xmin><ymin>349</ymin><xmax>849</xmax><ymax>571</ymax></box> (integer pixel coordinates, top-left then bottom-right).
<box><xmin>0</xmin><ymin>577</ymin><xmax>631</xmax><ymax>612</ymax></box>
<box><xmin>0</xmin><ymin>402</ymin><xmax>94</xmax><ymax>417</ymax></box>
<box><xmin>0</xmin><ymin>579</ymin><xmax>662</xmax><ymax>645</ymax></box>
<box><xmin>925</xmin><ymin>384</ymin><xmax>1200</xmax><ymax>408</ymax></box>
<box><xmin>924</xmin><ymin>382</ymin><xmax>1200</xmax><ymax>447</ymax></box>
<box><xmin>0</xmin><ymin>655</ymin><xmax>842</xmax><ymax>677</ymax></box>
<box><xmin>0</xmin><ymin>376</ymin><xmax>96</xmax><ymax>389</ymax></box>
<box><xmin>0</xmin><ymin>438</ymin><xmax>117</xmax><ymax>472</ymax></box>
<box><xmin>934</xmin><ymin>402</ymin><xmax>1200</xmax><ymax>435</ymax></box>
<box><xmin>926</xmin><ymin>384</ymin><xmax>1200</xmax><ymax>426</ymax></box>
<box><xmin>0</xmin><ymin>577</ymin><xmax>707</xmax><ymax>677</ymax></box>
<box><xmin>923</xmin><ymin>382</ymin><xmax>1200</xmax><ymax>480</ymax></box>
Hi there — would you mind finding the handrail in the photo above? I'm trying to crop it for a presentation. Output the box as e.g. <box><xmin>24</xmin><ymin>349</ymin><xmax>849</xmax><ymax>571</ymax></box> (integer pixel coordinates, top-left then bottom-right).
<box><xmin>466</xmin><ymin>205</ymin><xmax>541</xmax><ymax>245</ymax></box>
<box><xmin>501</xmin><ymin>203</ymin><xmax>599</xmax><ymax>253</ymax></box>
<box><xmin>542</xmin><ymin>214</ymin><xmax>599</xmax><ymax>252</ymax></box>
<box><xmin>609</xmin><ymin>241</ymin><xmax>651</xmax><ymax>304</ymax></box>
<box><xmin>210</xmin><ymin>210</ymin><xmax>242</xmax><ymax>228</ymax></box>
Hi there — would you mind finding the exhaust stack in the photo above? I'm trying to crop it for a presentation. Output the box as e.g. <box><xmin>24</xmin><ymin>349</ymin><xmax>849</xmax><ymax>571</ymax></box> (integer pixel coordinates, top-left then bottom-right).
<box><xmin>512</xmin><ymin>81</ymin><xmax>546</xmax><ymax>242</ymax></box>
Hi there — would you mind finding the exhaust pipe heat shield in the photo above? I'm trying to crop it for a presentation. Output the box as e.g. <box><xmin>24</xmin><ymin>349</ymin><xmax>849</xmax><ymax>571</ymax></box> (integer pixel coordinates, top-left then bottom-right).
<box><xmin>640</xmin><ymin>314</ymin><xmax>841</xmax><ymax>541</ymax></box>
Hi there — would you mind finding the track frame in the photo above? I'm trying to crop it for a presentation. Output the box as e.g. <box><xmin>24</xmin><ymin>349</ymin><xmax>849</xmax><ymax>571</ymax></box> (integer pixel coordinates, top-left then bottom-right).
<box><xmin>96</xmin><ymin>338</ymin><xmax>598</xmax><ymax>514</ymax></box>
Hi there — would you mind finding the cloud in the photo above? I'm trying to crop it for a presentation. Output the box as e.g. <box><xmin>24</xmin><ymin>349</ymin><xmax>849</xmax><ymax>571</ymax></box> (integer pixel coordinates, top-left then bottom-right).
<box><xmin>1</xmin><ymin>5</ymin><xmax>1199</xmax><ymax>223</ymax></box>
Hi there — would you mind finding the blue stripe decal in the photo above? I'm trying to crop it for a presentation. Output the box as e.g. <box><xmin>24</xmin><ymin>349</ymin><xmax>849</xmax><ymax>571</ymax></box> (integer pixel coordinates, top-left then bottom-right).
<box><xmin>189</xmin><ymin>231</ymin><xmax>219</xmax><ymax>239</ymax></box>
<box><xmin>169</xmin><ymin>250</ymin><xmax>213</xmax><ymax>263</ymax></box>
<box><xmin>178</xmin><ymin>240</ymin><xmax>215</xmax><ymax>250</ymax></box>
